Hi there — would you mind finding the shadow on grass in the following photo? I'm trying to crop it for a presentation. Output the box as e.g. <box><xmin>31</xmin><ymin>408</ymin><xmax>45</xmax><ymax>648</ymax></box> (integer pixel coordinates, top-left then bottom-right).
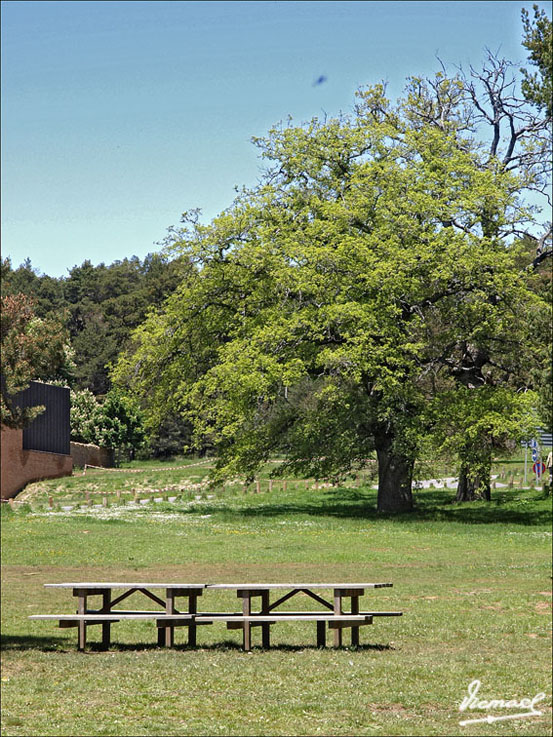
<box><xmin>182</xmin><ymin>641</ymin><xmax>395</xmax><ymax>653</ymax></box>
<box><xmin>180</xmin><ymin>488</ymin><xmax>552</xmax><ymax>526</ymax></box>
<box><xmin>1</xmin><ymin>635</ymin><xmax>394</xmax><ymax>653</ymax></box>
<box><xmin>1</xmin><ymin>634</ymin><xmax>70</xmax><ymax>652</ymax></box>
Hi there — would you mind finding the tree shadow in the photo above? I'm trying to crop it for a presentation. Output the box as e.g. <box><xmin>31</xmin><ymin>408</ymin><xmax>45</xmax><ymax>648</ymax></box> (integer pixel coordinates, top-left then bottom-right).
<box><xmin>180</xmin><ymin>487</ymin><xmax>552</xmax><ymax>526</ymax></box>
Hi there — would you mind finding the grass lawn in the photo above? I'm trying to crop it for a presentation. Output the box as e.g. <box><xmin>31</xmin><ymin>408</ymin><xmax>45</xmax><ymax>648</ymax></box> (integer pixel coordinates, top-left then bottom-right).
<box><xmin>1</xmin><ymin>462</ymin><xmax>552</xmax><ymax>736</ymax></box>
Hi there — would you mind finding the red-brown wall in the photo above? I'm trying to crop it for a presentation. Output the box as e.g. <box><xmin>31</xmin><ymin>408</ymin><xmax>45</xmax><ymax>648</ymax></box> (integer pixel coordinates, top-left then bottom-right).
<box><xmin>70</xmin><ymin>441</ymin><xmax>114</xmax><ymax>469</ymax></box>
<box><xmin>1</xmin><ymin>426</ymin><xmax>73</xmax><ymax>499</ymax></box>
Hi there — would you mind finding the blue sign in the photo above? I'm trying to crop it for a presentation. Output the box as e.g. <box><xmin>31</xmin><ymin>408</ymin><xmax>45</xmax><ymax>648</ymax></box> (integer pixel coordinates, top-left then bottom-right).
<box><xmin>532</xmin><ymin>449</ymin><xmax>538</xmax><ymax>462</ymax></box>
<box><xmin>530</xmin><ymin>438</ymin><xmax>538</xmax><ymax>449</ymax></box>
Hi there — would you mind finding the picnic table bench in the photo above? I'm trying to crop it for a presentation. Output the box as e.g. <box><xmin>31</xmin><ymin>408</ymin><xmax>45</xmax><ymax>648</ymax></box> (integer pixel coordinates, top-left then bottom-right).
<box><xmin>29</xmin><ymin>582</ymin><xmax>402</xmax><ymax>651</ymax></box>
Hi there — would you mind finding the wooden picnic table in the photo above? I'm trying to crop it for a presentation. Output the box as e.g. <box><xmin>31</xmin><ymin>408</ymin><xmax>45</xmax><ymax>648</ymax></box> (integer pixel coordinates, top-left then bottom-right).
<box><xmin>205</xmin><ymin>583</ymin><xmax>393</xmax><ymax>650</ymax></box>
<box><xmin>30</xmin><ymin>581</ymin><xmax>401</xmax><ymax>651</ymax></box>
<box><xmin>42</xmin><ymin>582</ymin><xmax>205</xmax><ymax>650</ymax></box>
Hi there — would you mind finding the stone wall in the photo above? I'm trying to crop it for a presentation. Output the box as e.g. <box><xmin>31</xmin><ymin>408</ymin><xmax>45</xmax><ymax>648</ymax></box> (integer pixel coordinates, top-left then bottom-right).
<box><xmin>70</xmin><ymin>441</ymin><xmax>115</xmax><ymax>469</ymax></box>
<box><xmin>1</xmin><ymin>426</ymin><xmax>73</xmax><ymax>499</ymax></box>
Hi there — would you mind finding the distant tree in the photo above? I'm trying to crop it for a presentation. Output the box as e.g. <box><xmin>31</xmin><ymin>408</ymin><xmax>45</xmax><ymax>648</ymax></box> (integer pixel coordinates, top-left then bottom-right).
<box><xmin>64</xmin><ymin>255</ymin><xmax>183</xmax><ymax>393</ymax></box>
<box><xmin>1</xmin><ymin>294</ymin><xmax>70</xmax><ymax>427</ymax></box>
<box><xmin>141</xmin><ymin>412</ymin><xmax>194</xmax><ymax>459</ymax></box>
<box><xmin>521</xmin><ymin>4</ymin><xmax>553</xmax><ymax>118</ymax></box>
<box><xmin>69</xmin><ymin>388</ymin><xmax>104</xmax><ymax>444</ymax></box>
<box><xmin>66</xmin><ymin>385</ymin><xmax>145</xmax><ymax>458</ymax></box>
<box><xmin>2</xmin><ymin>254</ymin><xmax>185</xmax><ymax>396</ymax></box>
<box><xmin>1</xmin><ymin>258</ymin><xmax>66</xmax><ymax>318</ymax></box>
<box><xmin>95</xmin><ymin>389</ymin><xmax>146</xmax><ymax>461</ymax></box>
<box><xmin>431</xmin><ymin>386</ymin><xmax>538</xmax><ymax>501</ymax></box>
<box><xmin>69</xmin><ymin>304</ymin><xmax>117</xmax><ymax>394</ymax></box>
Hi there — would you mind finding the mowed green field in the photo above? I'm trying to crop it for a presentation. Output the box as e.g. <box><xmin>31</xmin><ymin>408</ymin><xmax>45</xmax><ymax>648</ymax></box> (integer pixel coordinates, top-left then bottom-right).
<box><xmin>1</xmin><ymin>464</ymin><xmax>551</xmax><ymax>737</ymax></box>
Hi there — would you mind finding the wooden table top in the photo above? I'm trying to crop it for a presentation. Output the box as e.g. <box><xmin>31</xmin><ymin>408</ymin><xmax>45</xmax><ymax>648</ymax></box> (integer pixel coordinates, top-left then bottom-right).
<box><xmin>44</xmin><ymin>582</ymin><xmax>393</xmax><ymax>590</ymax></box>
<box><xmin>205</xmin><ymin>583</ymin><xmax>393</xmax><ymax>590</ymax></box>
<box><xmin>44</xmin><ymin>583</ymin><xmax>207</xmax><ymax>589</ymax></box>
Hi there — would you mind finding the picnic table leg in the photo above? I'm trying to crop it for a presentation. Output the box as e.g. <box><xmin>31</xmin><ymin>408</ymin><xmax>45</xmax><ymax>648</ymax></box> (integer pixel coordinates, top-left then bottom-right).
<box><xmin>351</xmin><ymin>595</ymin><xmax>359</xmax><ymax>647</ymax></box>
<box><xmin>242</xmin><ymin>594</ymin><xmax>252</xmax><ymax>651</ymax></box>
<box><xmin>333</xmin><ymin>593</ymin><xmax>343</xmax><ymax>648</ymax></box>
<box><xmin>317</xmin><ymin>620</ymin><xmax>326</xmax><ymax>648</ymax></box>
<box><xmin>157</xmin><ymin>625</ymin><xmax>165</xmax><ymax>647</ymax></box>
<box><xmin>77</xmin><ymin>593</ymin><xmax>86</xmax><ymax>652</ymax></box>
<box><xmin>101</xmin><ymin>591</ymin><xmax>111</xmax><ymax>650</ymax></box>
<box><xmin>165</xmin><ymin>590</ymin><xmax>175</xmax><ymax>647</ymax></box>
<box><xmin>188</xmin><ymin>593</ymin><xmax>198</xmax><ymax>648</ymax></box>
<box><xmin>261</xmin><ymin>591</ymin><xmax>270</xmax><ymax>649</ymax></box>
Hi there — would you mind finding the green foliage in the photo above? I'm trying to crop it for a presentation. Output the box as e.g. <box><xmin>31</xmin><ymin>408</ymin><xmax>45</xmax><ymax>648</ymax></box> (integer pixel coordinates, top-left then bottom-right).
<box><xmin>69</xmin><ymin>387</ymin><xmax>104</xmax><ymax>444</ymax></box>
<box><xmin>538</xmin><ymin>365</ymin><xmax>553</xmax><ymax>434</ymax></box>
<box><xmin>139</xmin><ymin>412</ymin><xmax>193</xmax><ymax>459</ymax></box>
<box><xmin>67</xmin><ymin>386</ymin><xmax>145</xmax><ymax>458</ymax></box>
<box><xmin>509</xmin><ymin>235</ymin><xmax>552</xmax><ymax>434</ymax></box>
<box><xmin>0</xmin><ymin>294</ymin><xmax>70</xmax><ymax>427</ymax></box>
<box><xmin>95</xmin><ymin>389</ymin><xmax>146</xmax><ymax>455</ymax></box>
<box><xmin>114</xmin><ymin>81</ymin><xmax>549</xmax><ymax>509</ymax></box>
<box><xmin>1</xmin><ymin>253</ymin><xmax>184</xmax><ymax>395</ymax></box>
<box><xmin>65</xmin><ymin>254</ymin><xmax>186</xmax><ymax>393</ymax></box>
<box><xmin>521</xmin><ymin>4</ymin><xmax>553</xmax><ymax>117</ymax></box>
<box><xmin>1</xmin><ymin>257</ymin><xmax>66</xmax><ymax>318</ymax></box>
<box><xmin>430</xmin><ymin>386</ymin><xmax>540</xmax><ymax>499</ymax></box>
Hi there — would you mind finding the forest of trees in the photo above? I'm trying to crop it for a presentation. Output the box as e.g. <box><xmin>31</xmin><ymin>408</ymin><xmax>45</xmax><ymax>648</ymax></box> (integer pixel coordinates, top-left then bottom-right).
<box><xmin>1</xmin><ymin>253</ymin><xmax>184</xmax><ymax>393</ymax></box>
<box><xmin>1</xmin><ymin>7</ymin><xmax>551</xmax><ymax>511</ymax></box>
<box><xmin>0</xmin><ymin>253</ymin><xmax>193</xmax><ymax>457</ymax></box>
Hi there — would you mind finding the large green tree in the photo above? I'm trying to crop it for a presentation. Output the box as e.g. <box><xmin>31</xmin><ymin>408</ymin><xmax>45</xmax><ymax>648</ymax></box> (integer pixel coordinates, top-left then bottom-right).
<box><xmin>114</xmin><ymin>79</ymin><xmax>547</xmax><ymax>511</ymax></box>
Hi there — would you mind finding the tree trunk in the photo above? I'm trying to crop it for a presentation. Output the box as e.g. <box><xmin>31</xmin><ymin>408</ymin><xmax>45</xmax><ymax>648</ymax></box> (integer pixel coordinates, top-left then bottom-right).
<box><xmin>375</xmin><ymin>432</ymin><xmax>414</xmax><ymax>513</ymax></box>
<box><xmin>456</xmin><ymin>458</ymin><xmax>492</xmax><ymax>502</ymax></box>
<box><xmin>456</xmin><ymin>464</ymin><xmax>475</xmax><ymax>501</ymax></box>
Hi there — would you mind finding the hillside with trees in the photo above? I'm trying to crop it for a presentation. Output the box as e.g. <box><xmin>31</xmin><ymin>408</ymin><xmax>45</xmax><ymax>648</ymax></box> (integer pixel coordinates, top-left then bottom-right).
<box><xmin>1</xmin><ymin>253</ymin><xmax>192</xmax><ymax>457</ymax></box>
<box><xmin>1</xmin><ymin>253</ymin><xmax>184</xmax><ymax>394</ymax></box>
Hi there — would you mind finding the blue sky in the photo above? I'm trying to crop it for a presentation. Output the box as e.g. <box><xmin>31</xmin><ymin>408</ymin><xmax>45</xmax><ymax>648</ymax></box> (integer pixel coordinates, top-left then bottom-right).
<box><xmin>2</xmin><ymin>0</ymin><xmax>551</xmax><ymax>277</ymax></box>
